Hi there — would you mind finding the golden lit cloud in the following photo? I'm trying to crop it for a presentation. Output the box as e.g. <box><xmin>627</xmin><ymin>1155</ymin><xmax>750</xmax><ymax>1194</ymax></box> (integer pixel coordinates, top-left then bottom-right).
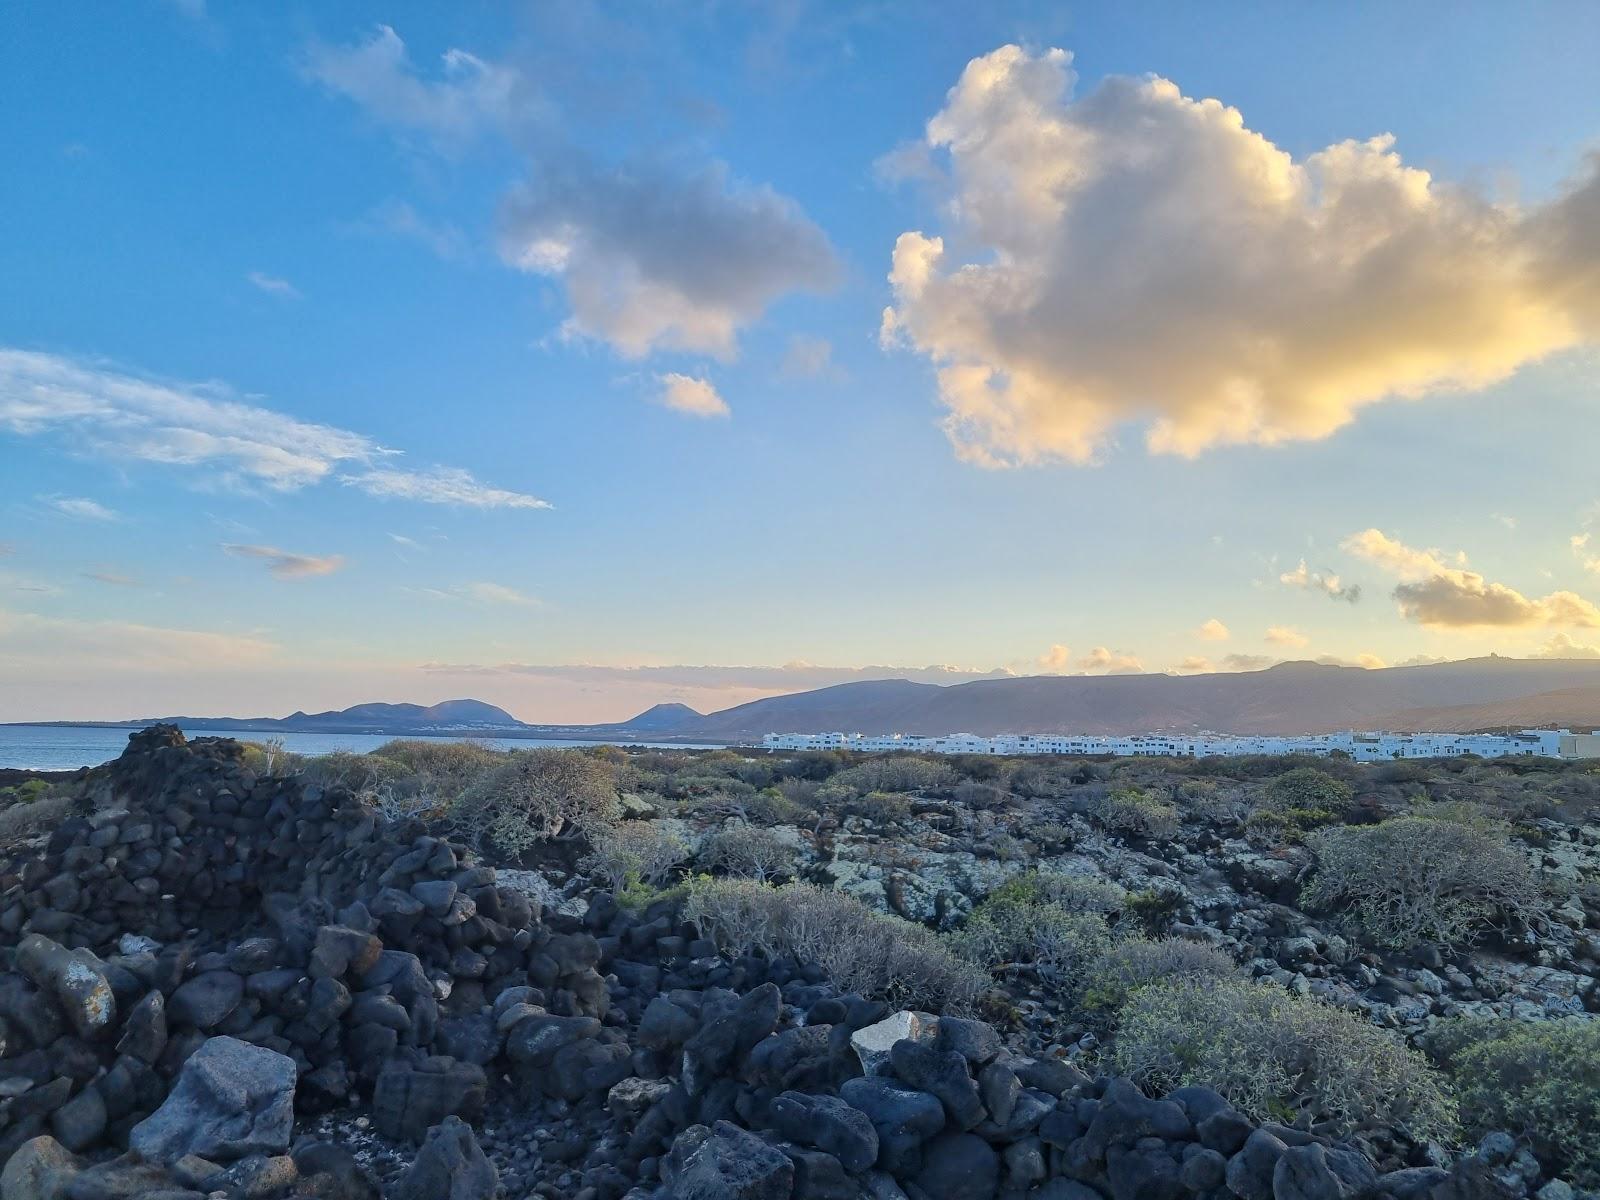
<box><xmin>882</xmin><ymin>46</ymin><xmax>1600</xmax><ymax>466</ymax></box>
<box><xmin>1346</xmin><ymin>528</ymin><xmax>1600</xmax><ymax>628</ymax></box>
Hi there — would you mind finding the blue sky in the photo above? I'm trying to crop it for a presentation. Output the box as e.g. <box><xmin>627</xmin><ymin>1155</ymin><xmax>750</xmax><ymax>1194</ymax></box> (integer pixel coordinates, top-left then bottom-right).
<box><xmin>3</xmin><ymin>1</ymin><xmax>1600</xmax><ymax>722</ymax></box>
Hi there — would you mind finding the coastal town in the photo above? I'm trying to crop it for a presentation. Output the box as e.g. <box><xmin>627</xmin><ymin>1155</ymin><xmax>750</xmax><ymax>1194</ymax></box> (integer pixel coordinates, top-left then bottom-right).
<box><xmin>762</xmin><ymin>726</ymin><xmax>1600</xmax><ymax>760</ymax></box>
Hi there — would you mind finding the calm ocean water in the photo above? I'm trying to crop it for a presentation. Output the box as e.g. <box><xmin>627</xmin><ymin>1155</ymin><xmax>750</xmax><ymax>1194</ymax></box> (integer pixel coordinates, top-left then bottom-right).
<box><xmin>0</xmin><ymin>725</ymin><xmax>720</xmax><ymax>771</ymax></box>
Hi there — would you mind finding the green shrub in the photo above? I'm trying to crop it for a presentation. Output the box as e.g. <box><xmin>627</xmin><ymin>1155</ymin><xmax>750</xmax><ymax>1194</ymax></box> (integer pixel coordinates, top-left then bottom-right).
<box><xmin>989</xmin><ymin>870</ymin><xmax>1126</xmax><ymax>915</ymax></box>
<box><xmin>1261</xmin><ymin>768</ymin><xmax>1355</xmax><ymax>815</ymax></box>
<box><xmin>840</xmin><ymin>790</ymin><xmax>913</xmax><ymax>826</ymax></box>
<box><xmin>1431</xmin><ymin>1017</ymin><xmax>1600</xmax><ymax>1186</ymax></box>
<box><xmin>1090</xmin><ymin>788</ymin><xmax>1180</xmax><ymax>840</ymax></box>
<box><xmin>1112</xmin><ymin>978</ymin><xmax>1456</xmax><ymax>1138</ymax></box>
<box><xmin>1301</xmin><ymin>816</ymin><xmax>1552</xmax><ymax>949</ymax></box>
<box><xmin>683</xmin><ymin>878</ymin><xmax>986</xmax><ymax>1011</ymax></box>
<box><xmin>949</xmin><ymin>899</ymin><xmax>1112</xmax><ymax>985</ymax></box>
<box><xmin>828</xmin><ymin>756</ymin><xmax>956</xmax><ymax>795</ymax></box>
<box><xmin>1123</xmin><ymin>886</ymin><xmax>1184</xmax><ymax>937</ymax></box>
<box><xmin>1081</xmin><ymin>937</ymin><xmax>1238</xmax><ymax>1017</ymax></box>
<box><xmin>450</xmin><ymin>748</ymin><xmax>620</xmax><ymax>858</ymax></box>
<box><xmin>580</xmin><ymin>821</ymin><xmax>690</xmax><ymax>890</ymax></box>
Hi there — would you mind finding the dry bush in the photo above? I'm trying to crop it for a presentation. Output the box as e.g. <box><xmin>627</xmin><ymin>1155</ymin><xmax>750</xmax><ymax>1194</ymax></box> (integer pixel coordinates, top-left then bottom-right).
<box><xmin>1081</xmin><ymin>936</ymin><xmax>1238</xmax><ymax>1016</ymax></box>
<box><xmin>949</xmin><ymin>901</ymin><xmax>1112</xmax><ymax>985</ymax></box>
<box><xmin>450</xmin><ymin>748</ymin><xmax>620</xmax><ymax>858</ymax></box>
<box><xmin>1301</xmin><ymin>815</ymin><xmax>1554</xmax><ymax>949</ymax></box>
<box><xmin>0</xmin><ymin>795</ymin><xmax>73</xmax><ymax>846</ymax></box>
<box><xmin>683</xmin><ymin>878</ymin><xmax>988</xmax><ymax>1012</ymax></box>
<box><xmin>580</xmin><ymin>821</ymin><xmax>690</xmax><ymax>890</ymax></box>
<box><xmin>828</xmin><ymin>756</ymin><xmax>956</xmax><ymax>795</ymax></box>
<box><xmin>1113</xmin><ymin>977</ymin><xmax>1455</xmax><ymax>1139</ymax></box>
<box><xmin>1089</xmin><ymin>787</ymin><xmax>1180</xmax><ymax>840</ymax></box>
<box><xmin>1430</xmin><ymin>1017</ymin><xmax>1600</xmax><ymax>1187</ymax></box>
<box><xmin>696</xmin><ymin>824</ymin><xmax>796</xmax><ymax>882</ymax></box>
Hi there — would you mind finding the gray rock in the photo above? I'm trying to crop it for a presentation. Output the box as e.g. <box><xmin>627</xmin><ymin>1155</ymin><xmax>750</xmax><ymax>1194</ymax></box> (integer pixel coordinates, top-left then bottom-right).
<box><xmin>129</xmin><ymin>1037</ymin><xmax>295</xmax><ymax>1164</ymax></box>
<box><xmin>771</xmin><ymin>1091</ymin><xmax>879</xmax><ymax>1174</ymax></box>
<box><xmin>166</xmin><ymin>972</ymin><xmax>242</xmax><ymax>1031</ymax></box>
<box><xmin>911</xmin><ymin>1133</ymin><xmax>998</xmax><ymax>1200</ymax></box>
<box><xmin>391</xmin><ymin>1116</ymin><xmax>496</xmax><ymax>1200</ymax></box>
<box><xmin>0</xmin><ymin>1135</ymin><xmax>81</xmax><ymax>1200</ymax></box>
<box><xmin>372</xmin><ymin>1057</ymin><xmax>487</xmax><ymax>1143</ymax></box>
<box><xmin>663</xmin><ymin>1121</ymin><xmax>794</xmax><ymax>1200</ymax></box>
<box><xmin>1227</xmin><ymin>1128</ymin><xmax>1289</xmax><ymax>1200</ymax></box>
<box><xmin>850</xmin><ymin>1010</ymin><xmax>938</xmax><ymax>1076</ymax></box>
<box><xmin>14</xmin><ymin>937</ymin><xmax>116</xmax><ymax>1042</ymax></box>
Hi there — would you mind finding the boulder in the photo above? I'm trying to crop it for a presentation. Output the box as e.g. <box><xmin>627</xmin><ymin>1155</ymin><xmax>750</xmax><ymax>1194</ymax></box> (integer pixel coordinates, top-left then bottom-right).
<box><xmin>850</xmin><ymin>1011</ymin><xmax>937</xmax><ymax>1076</ymax></box>
<box><xmin>14</xmin><ymin>937</ymin><xmax>115</xmax><ymax>1042</ymax></box>
<box><xmin>372</xmin><ymin>1057</ymin><xmax>487</xmax><ymax>1143</ymax></box>
<box><xmin>770</xmin><ymin>1091</ymin><xmax>879</xmax><ymax>1174</ymax></box>
<box><xmin>663</xmin><ymin>1121</ymin><xmax>795</xmax><ymax>1200</ymax></box>
<box><xmin>887</xmin><ymin>1040</ymin><xmax>984</xmax><ymax>1131</ymax></box>
<box><xmin>390</xmin><ymin>1117</ymin><xmax>496</xmax><ymax>1200</ymax></box>
<box><xmin>129</xmin><ymin>1037</ymin><xmax>295</xmax><ymax>1165</ymax></box>
<box><xmin>0</xmin><ymin>1135</ymin><xmax>81</xmax><ymax>1200</ymax></box>
<box><xmin>839</xmin><ymin>1078</ymin><xmax>946</xmax><ymax>1175</ymax></box>
<box><xmin>910</xmin><ymin>1133</ymin><xmax>998</xmax><ymax>1200</ymax></box>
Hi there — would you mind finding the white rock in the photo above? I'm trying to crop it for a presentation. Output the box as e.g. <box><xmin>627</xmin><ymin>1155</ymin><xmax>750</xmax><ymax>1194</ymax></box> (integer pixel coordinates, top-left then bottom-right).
<box><xmin>851</xmin><ymin>1010</ymin><xmax>939</xmax><ymax>1076</ymax></box>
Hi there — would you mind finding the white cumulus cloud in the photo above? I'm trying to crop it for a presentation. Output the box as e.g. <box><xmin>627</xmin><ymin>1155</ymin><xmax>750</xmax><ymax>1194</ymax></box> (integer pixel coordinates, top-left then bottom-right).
<box><xmin>653</xmin><ymin>374</ymin><xmax>730</xmax><ymax>419</ymax></box>
<box><xmin>1197</xmin><ymin>618</ymin><xmax>1230</xmax><ymax>642</ymax></box>
<box><xmin>1265</xmin><ymin>625</ymin><xmax>1310</xmax><ymax>648</ymax></box>
<box><xmin>881</xmin><ymin>45</ymin><xmax>1600</xmax><ymax>467</ymax></box>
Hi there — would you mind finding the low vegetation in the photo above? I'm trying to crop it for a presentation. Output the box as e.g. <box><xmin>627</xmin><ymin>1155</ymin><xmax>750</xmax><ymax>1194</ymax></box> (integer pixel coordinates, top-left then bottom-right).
<box><xmin>1112</xmin><ymin>977</ymin><xmax>1457</xmax><ymax>1138</ymax></box>
<box><xmin>1429</xmin><ymin>1017</ymin><xmax>1600</xmax><ymax>1187</ymax></box>
<box><xmin>1301</xmin><ymin>813</ymin><xmax>1555</xmax><ymax>949</ymax></box>
<box><xmin>683</xmin><ymin>877</ymin><xmax>988</xmax><ymax>1012</ymax></box>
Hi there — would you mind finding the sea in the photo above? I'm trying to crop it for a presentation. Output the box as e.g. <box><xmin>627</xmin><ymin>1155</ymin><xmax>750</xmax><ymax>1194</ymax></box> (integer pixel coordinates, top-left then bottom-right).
<box><xmin>0</xmin><ymin>725</ymin><xmax>722</xmax><ymax>772</ymax></box>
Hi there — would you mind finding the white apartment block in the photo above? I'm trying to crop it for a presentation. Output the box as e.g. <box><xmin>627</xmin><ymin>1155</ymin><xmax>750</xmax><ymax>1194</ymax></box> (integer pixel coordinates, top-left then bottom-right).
<box><xmin>759</xmin><ymin>728</ymin><xmax>1600</xmax><ymax>761</ymax></box>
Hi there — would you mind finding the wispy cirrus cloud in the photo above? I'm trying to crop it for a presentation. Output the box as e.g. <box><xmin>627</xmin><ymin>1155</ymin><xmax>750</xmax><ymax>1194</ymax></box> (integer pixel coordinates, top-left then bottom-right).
<box><xmin>1265</xmin><ymin>625</ymin><xmax>1309</xmax><ymax>648</ymax></box>
<box><xmin>247</xmin><ymin>271</ymin><xmax>301</xmax><ymax>299</ymax></box>
<box><xmin>83</xmin><ymin>569</ymin><xmax>141</xmax><ymax>588</ymax></box>
<box><xmin>41</xmin><ymin>495</ymin><xmax>120</xmax><ymax>521</ymax></box>
<box><xmin>1279</xmin><ymin>559</ymin><xmax>1361</xmax><ymax>604</ymax></box>
<box><xmin>0</xmin><ymin>348</ymin><xmax>549</xmax><ymax>510</ymax></box>
<box><xmin>0</xmin><ymin>605</ymin><xmax>274</xmax><ymax>672</ymax></box>
<box><xmin>222</xmin><ymin>543</ymin><xmax>345</xmax><ymax>580</ymax></box>
<box><xmin>1346</xmin><ymin>528</ymin><xmax>1600</xmax><ymax>628</ymax></box>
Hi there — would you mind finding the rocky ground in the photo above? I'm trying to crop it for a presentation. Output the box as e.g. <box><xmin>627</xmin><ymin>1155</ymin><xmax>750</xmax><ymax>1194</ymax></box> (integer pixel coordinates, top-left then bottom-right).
<box><xmin>0</xmin><ymin>730</ymin><xmax>1592</xmax><ymax>1200</ymax></box>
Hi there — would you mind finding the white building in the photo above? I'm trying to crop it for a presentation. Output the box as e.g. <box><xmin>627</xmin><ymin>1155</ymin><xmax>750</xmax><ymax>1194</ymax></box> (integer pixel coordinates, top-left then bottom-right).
<box><xmin>759</xmin><ymin>727</ymin><xmax>1591</xmax><ymax>760</ymax></box>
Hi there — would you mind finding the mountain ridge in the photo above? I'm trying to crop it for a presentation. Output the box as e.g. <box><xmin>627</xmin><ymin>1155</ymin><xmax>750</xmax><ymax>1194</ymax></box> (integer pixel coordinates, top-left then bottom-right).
<box><xmin>9</xmin><ymin>657</ymin><xmax>1600</xmax><ymax>742</ymax></box>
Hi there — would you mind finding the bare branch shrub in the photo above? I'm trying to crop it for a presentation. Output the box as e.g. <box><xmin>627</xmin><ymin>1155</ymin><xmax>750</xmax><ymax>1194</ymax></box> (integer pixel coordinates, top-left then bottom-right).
<box><xmin>580</xmin><ymin>821</ymin><xmax>690</xmax><ymax>890</ymax></box>
<box><xmin>450</xmin><ymin>748</ymin><xmax>620</xmax><ymax>858</ymax></box>
<box><xmin>696</xmin><ymin>824</ymin><xmax>796</xmax><ymax>882</ymax></box>
<box><xmin>1112</xmin><ymin>977</ymin><xmax>1456</xmax><ymax>1139</ymax></box>
<box><xmin>1301</xmin><ymin>815</ymin><xmax>1554</xmax><ymax>949</ymax></box>
<box><xmin>683</xmin><ymin>878</ymin><xmax>987</xmax><ymax>1012</ymax></box>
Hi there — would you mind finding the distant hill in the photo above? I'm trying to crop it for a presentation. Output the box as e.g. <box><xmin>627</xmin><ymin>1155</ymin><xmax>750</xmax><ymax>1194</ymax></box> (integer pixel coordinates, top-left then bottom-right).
<box><xmin>1376</xmin><ymin>685</ymin><xmax>1600</xmax><ymax>733</ymax></box>
<box><xmin>632</xmin><ymin>657</ymin><xmax>1600</xmax><ymax>741</ymax></box>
